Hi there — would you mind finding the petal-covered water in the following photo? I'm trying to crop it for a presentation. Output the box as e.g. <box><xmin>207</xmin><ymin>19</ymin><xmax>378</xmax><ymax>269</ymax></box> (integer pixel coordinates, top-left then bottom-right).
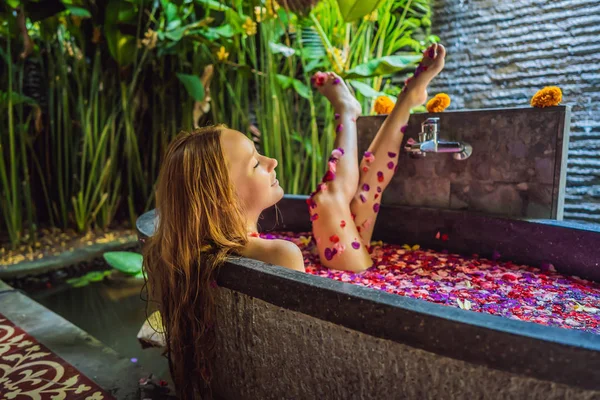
<box><xmin>260</xmin><ymin>231</ymin><xmax>600</xmax><ymax>335</ymax></box>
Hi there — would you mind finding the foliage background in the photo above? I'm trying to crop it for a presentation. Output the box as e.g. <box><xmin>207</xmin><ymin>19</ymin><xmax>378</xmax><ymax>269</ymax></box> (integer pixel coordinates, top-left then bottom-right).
<box><xmin>0</xmin><ymin>0</ymin><xmax>436</xmax><ymax>247</ymax></box>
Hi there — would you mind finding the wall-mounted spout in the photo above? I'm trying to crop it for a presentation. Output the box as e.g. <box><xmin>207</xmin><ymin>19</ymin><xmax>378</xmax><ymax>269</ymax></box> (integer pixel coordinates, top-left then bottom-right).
<box><xmin>404</xmin><ymin>117</ymin><xmax>472</xmax><ymax>160</ymax></box>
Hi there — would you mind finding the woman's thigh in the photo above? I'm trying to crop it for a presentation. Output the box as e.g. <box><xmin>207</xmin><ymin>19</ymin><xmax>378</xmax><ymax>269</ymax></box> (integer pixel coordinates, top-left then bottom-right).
<box><xmin>309</xmin><ymin>191</ymin><xmax>373</xmax><ymax>272</ymax></box>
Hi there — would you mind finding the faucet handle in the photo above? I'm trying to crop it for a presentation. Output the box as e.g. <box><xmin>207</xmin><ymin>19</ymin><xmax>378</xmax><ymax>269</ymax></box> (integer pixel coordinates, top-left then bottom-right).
<box><xmin>421</xmin><ymin>117</ymin><xmax>439</xmax><ymax>134</ymax></box>
<box><xmin>421</xmin><ymin>117</ymin><xmax>439</xmax><ymax>142</ymax></box>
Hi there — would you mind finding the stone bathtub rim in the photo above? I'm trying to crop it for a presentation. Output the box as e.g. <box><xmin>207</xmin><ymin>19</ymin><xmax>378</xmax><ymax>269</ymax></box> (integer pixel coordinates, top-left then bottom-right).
<box><xmin>136</xmin><ymin>204</ymin><xmax>600</xmax><ymax>391</ymax></box>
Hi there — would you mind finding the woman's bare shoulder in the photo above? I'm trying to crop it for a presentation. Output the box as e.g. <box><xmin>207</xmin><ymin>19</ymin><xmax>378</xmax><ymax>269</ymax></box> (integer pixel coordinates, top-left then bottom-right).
<box><xmin>240</xmin><ymin>238</ymin><xmax>305</xmax><ymax>272</ymax></box>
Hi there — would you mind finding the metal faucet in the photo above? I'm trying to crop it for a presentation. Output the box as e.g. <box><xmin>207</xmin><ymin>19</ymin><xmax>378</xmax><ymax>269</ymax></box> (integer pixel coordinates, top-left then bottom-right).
<box><xmin>404</xmin><ymin>117</ymin><xmax>473</xmax><ymax>160</ymax></box>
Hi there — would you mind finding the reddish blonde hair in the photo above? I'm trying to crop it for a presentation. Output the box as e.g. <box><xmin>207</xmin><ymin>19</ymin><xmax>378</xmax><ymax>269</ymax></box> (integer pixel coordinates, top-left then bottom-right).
<box><xmin>143</xmin><ymin>126</ymin><xmax>248</xmax><ymax>399</ymax></box>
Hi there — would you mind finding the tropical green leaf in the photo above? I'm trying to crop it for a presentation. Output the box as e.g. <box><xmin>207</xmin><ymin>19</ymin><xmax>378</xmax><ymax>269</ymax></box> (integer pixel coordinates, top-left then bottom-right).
<box><xmin>336</xmin><ymin>0</ymin><xmax>384</xmax><ymax>22</ymax></box>
<box><xmin>104</xmin><ymin>0</ymin><xmax>138</xmax><ymax>66</ymax></box>
<box><xmin>176</xmin><ymin>73</ymin><xmax>205</xmax><ymax>101</ymax></box>
<box><xmin>160</xmin><ymin>0</ymin><xmax>178</xmax><ymax>23</ymax></box>
<box><xmin>64</xmin><ymin>5</ymin><xmax>91</xmax><ymax>18</ymax></box>
<box><xmin>201</xmin><ymin>24</ymin><xmax>234</xmax><ymax>40</ymax></box>
<box><xmin>292</xmin><ymin>80</ymin><xmax>311</xmax><ymax>99</ymax></box>
<box><xmin>103</xmin><ymin>251</ymin><xmax>143</xmax><ymax>275</ymax></box>
<box><xmin>342</xmin><ymin>54</ymin><xmax>421</xmax><ymax>79</ymax></box>
<box><xmin>67</xmin><ymin>270</ymin><xmax>112</xmax><ymax>288</ymax></box>
<box><xmin>87</xmin><ymin>271</ymin><xmax>108</xmax><ymax>282</ymax></box>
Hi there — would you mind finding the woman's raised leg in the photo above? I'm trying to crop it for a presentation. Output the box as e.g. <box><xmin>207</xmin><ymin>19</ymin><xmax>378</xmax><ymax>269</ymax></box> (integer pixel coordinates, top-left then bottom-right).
<box><xmin>350</xmin><ymin>43</ymin><xmax>446</xmax><ymax>244</ymax></box>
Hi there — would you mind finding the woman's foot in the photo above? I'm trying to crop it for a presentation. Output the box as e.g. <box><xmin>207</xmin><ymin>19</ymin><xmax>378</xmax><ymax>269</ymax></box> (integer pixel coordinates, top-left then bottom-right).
<box><xmin>399</xmin><ymin>43</ymin><xmax>446</xmax><ymax>108</ymax></box>
<box><xmin>312</xmin><ymin>72</ymin><xmax>361</xmax><ymax>118</ymax></box>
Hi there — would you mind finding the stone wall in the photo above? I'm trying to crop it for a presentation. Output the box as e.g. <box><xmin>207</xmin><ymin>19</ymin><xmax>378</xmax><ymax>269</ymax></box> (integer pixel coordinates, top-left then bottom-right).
<box><xmin>428</xmin><ymin>0</ymin><xmax>600</xmax><ymax>223</ymax></box>
<box><xmin>357</xmin><ymin>107</ymin><xmax>570</xmax><ymax>220</ymax></box>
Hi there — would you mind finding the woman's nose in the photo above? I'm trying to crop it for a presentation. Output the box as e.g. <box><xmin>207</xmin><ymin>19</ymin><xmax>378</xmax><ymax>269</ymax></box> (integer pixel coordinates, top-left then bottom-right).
<box><xmin>269</xmin><ymin>157</ymin><xmax>278</xmax><ymax>171</ymax></box>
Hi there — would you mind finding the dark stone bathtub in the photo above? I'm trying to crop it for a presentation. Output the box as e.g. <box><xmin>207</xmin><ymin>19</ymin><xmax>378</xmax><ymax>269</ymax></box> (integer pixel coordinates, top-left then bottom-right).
<box><xmin>137</xmin><ymin>195</ymin><xmax>600</xmax><ymax>400</ymax></box>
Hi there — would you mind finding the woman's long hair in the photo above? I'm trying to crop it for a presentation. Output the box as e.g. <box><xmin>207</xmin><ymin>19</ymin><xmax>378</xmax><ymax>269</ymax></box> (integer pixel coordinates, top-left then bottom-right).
<box><xmin>143</xmin><ymin>126</ymin><xmax>248</xmax><ymax>399</ymax></box>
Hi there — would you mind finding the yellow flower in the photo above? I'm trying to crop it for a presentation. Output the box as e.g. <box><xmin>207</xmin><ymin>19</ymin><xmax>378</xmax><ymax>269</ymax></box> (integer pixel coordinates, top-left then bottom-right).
<box><xmin>426</xmin><ymin>93</ymin><xmax>451</xmax><ymax>113</ymax></box>
<box><xmin>374</xmin><ymin>96</ymin><xmax>395</xmax><ymax>115</ymax></box>
<box><xmin>402</xmin><ymin>244</ymin><xmax>420</xmax><ymax>251</ymax></box>
<box><xmin>242</xmin><ymin>17</ymin><xmax>257</xmax><ymax>36</ymax></box>
<box><xmin>298</xmin><ymin>236</ymin><xmax>312</xmax><ymax>246</ymax></box>
<box><xmin>326</xmin><ymin>47</ymin><xmax>346</xmax><ymax>73</ymax></box>
<box><xmin>254</xmin><ymin>6</ymin><xmax>266</xmax><ymax>22</ymax></box>
<box><xmin>363</xmin><ymin>10</ymin><xmax>378</xmax><ymax>22</ymax></box>
<box><xmin>530</xmin><ymin>86</ymin><xmax>562</xmax><ymax>108</ymax></box>
<box><xmin>141</xmin><ymin>29</ymin><xmax>157</xmax><ymax>50</ymax></box>
<box><xmin>216</xmin><ymin>46</ymin><xmax>229</xmax><ymax>62</ymax></box>
<box><xmin>266</xmin><ymin>0</ymin><xmax>280</xmax><ymax>16</ymax></box>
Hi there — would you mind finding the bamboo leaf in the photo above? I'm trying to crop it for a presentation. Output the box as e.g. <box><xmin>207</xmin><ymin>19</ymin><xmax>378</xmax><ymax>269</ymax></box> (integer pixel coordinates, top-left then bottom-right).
<box><xmin>103</xmin><ymin>251</ymin><xmax>143</xmax><ymax>275</ymax></box>
<box><xmin>0</xmin><ymin>91</ymin><xmax>37</xmax><ymax>106</ymax></box>
<box><xmin>176</xmin><ymin>73</ymin><xmax>205</xmax><ymax>101</ymax></box>
<box><xmin>336</xmin><ymin>0</ymin><xmax>384</xmax><ymax>22</ymax></box>
<box><xmin>349</xmin><ymin>80</ymin><xmax>392</xmax><ymax>100</ymax></box>
<box><xmin>275</xmin><ymin>74</ymin><xmax>293</xmax><ymax>88</ymax></box>
<box><xmin>342</xmin><ymin>54</ymin><xmax>421</xmax><ymax>79</ymax></box>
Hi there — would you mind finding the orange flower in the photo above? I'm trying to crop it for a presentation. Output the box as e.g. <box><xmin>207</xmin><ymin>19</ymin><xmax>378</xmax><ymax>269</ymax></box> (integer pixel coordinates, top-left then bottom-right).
<box><xmin>530</xmin><ymin>86</ymin><xmax>562</xmax><ymax>108</ymax></box>
<box><xmin>374</xmin><ymin>96</ymin><xmax>395</xmax><ymax>115</ymax></box>
<box><xmin>426</xmin><ymin>93</ymin><xmax>451</xmax><ymax>113</ymax></box>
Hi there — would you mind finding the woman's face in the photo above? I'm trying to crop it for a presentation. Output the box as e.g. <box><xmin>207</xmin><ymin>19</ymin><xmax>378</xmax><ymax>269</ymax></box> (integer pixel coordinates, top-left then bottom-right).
<box><xmin>220</xmin><ymin>129</ymin><xmax>284</xmax><ymax>219</ymax></box>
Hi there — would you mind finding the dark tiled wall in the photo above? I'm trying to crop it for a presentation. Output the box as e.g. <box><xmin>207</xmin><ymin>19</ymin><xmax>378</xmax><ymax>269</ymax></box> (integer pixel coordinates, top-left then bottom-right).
<box><xmin>357</xmin><ymin>106</ymin><xmax>570</xmax><ymax>219</ymax></box>
<box><xmin>424</xmin><ymin>0</ymin><xmax>600</xmax><ymax>222</ymax></box>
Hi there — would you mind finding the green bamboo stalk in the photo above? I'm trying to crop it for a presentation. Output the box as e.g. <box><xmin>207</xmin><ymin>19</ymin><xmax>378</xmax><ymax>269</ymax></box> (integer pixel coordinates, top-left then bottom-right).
<box><xmin>0</xmin><ymin>35</ymin><xmax>18</xmax><ymax>244</ymax></box>
<box><xmin>16</xmin><ymin>64</ymin><xmax>34</xmax><ymax>239</ymax></box>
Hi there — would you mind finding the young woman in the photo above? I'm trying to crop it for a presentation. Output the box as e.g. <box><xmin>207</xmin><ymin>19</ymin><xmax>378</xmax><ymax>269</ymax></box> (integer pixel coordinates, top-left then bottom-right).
<box><xmin>143</xmin><ymin>44</ymin><xmax>446</xmax><ymax>398</ymax></box>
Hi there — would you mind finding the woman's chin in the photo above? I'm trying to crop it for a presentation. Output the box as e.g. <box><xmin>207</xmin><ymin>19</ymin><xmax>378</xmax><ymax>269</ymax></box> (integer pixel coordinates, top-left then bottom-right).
<box><xmin>273</xmin><ymin>186</ymin><xmax>285</xmax><ymax>202</ymax></box>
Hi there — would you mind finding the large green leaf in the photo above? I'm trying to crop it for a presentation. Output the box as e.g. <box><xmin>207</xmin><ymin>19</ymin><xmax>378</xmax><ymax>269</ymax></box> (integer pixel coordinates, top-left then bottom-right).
<box><xmin>342</xmin><ymin>54</ymin><xmax>421</xmax><ymax>79</ymax></box>
<box><xmin>104</xmin><ymin>0</ymin><xmax>138</xmax><ymax>66</ymax></box>
<box><xmin>336</xmin><ymin>0</ymin><xmax>384</xmax><ymax>22</ymax></box>
<box><xmin>161</xmin><ymin>0</ymin><xmax>178</xmax><ymax>23</ymax></box>
<box><xmin>176</xmin><ymin>73</ymin><xmax>205</xmax><ymax>101</ymax></box>
<box><xmin>64</xmin><ymin>5</ymin><xmax>91</xmax><ymax>18</ymax></box>
<box><xmin>0</xmin><ymin>91</ymin><xmax>37</xmax><ymax>106</ymax></box>
<box><xmin>103</xmin><ymin>251</ymin><xmax>143</xmax><ymax>275</ymax></box>
<box><xmin>200</xmin><ymin>24</ymin><xmax>234</xmax><ymax>40</ymax></box>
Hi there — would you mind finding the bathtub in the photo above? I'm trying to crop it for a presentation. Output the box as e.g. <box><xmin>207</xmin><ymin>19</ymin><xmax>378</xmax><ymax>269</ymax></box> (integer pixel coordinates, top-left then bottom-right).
<box><xmin>137</xmin><ymin>194</ymin><xmax>600</xmax><ymax>399</ymax></box>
